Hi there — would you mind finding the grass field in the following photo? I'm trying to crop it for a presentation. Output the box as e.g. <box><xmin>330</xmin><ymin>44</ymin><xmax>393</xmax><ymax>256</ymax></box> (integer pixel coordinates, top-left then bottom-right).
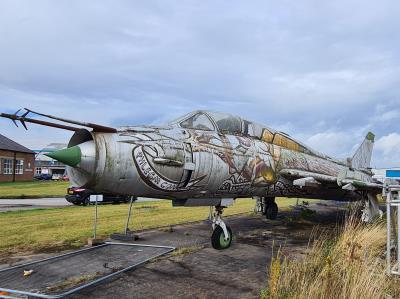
<box><xmin>0</xmin><ymin>181</ymin><xmax>69</xmax><ymax>198</ymax></box>
<box><xmin>0</xmin><ymin>197</ymin><xmax>303</xmax><ymax>256</ymax></box>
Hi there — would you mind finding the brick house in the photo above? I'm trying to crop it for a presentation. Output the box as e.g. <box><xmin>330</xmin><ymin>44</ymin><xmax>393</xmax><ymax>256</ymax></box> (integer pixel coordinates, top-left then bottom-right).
<box><xmin>34</xmin><ymin>143</ymin><xmax>67</xmax><ymax>177</ymax></box>
<box><xmin>0</xmin><ymin>133</ymin><xmax>35</xmax><ymax>182</ymax></box>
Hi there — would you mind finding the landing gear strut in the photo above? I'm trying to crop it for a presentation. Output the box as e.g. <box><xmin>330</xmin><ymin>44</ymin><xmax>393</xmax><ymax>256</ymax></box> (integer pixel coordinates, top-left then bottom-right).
<box><xmin>265</xmin><ymin>197</ymin><xmax>278</xmax><ymax>220</ymax></box>
<box><xmin>361</xmin><ymin>193</ymin><xmax>383</xmax><ymax>222</ymax></box>
<box><xmin>255</xmin><ymin>197</ymin><xmax>278</xmax><ymax>220</ymax></box>
<box><xmin>211</xmin><ymin>206</ymin><xmax>232</xmax><ymax>250</ymax></box>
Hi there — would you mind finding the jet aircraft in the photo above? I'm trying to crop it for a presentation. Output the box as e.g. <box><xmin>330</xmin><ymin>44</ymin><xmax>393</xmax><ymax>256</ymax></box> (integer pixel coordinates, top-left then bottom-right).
<box><xmin>1</xmin><ymin>109</ymin><xmax>383</xmax><ymax>249</ymax></box>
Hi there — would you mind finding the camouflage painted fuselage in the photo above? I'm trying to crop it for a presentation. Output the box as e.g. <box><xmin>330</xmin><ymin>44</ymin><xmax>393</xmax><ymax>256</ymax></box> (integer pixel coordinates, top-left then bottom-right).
<box><xmin>67</xmin><ymin>124</ymin><xmax>364</xmax><ymax>202</ymax></box>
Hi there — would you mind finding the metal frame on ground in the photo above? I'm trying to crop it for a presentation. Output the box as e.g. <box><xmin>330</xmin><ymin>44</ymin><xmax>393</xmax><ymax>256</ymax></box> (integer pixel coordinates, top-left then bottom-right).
<box><xmin>0</xmin><ymin>242</ymin><xmax>175</xmax><ymax>299</ymax></box>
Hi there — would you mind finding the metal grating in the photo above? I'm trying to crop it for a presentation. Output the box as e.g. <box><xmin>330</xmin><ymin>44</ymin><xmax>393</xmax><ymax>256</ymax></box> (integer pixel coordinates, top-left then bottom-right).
<box><xmin>0</xmin><ymin>242</ymin><xmax>174</xmax><ymax>298</ymax></box>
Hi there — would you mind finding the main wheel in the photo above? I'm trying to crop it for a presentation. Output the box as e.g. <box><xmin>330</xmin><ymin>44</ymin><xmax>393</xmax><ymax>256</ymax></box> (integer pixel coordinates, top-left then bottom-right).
<box><xmin>265</xmin><ymin>202</ymin><xmax>278</xmax><ymax>220</ymax></box>
<box><xmin>83</xmin><ymin>196</ymin><xmax>91</xmax><ymax>206</ymax></box>
<box><xmin>211</xmin><ymin>225</ymin><xmax>232</xmax><ymax>250</ymax></box>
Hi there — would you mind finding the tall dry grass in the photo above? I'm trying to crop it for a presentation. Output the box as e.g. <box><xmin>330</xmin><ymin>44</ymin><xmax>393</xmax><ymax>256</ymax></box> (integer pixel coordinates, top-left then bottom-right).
<box><xmin>263</xmin><ymin>214</ymin><xmax>400</xmax><ymax>299</ymax></box>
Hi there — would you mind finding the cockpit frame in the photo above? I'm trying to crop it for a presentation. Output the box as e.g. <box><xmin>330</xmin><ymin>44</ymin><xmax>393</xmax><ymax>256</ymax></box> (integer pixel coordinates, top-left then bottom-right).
<box><xmin>174</xmin><ymin>110</ymin><xmax>268</xmax><ymax>139</ymax></box>
<box><xmin>170</xmin><ymin>110</ymin><xmax>321</xmax><ymax>156</ymax></box>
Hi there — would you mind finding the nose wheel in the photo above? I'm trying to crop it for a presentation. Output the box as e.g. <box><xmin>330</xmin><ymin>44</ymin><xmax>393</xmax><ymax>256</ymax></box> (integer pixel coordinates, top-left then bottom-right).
<box><xmin>211</xmin><ymin>206</ymin><xmax>232</xmax><ymax>250</ymax></box>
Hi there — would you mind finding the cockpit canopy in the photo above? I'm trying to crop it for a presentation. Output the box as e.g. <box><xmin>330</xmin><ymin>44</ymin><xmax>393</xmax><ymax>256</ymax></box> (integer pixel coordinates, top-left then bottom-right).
<box><xmin>175</xmin><ymin>110</ymin><xmax>265</xmax><ymax>139</ymax></box>
<box><xmin>172</xmin><ymin>110</ymin><xmax>315</xmax><ymax>155</ymax></box>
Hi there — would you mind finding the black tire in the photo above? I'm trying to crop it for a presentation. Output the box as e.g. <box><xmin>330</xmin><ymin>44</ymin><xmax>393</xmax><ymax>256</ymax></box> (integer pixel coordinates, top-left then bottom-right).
<box><xmin>265</xmin><ymin>202</ymin><xmax>278</xmax><ymax>220</ymax></box>
<box><xmin>211</xmin><ymin>225</ymin><xmax>233</xmax><ymax>250</ymax></box>
<box><xmin>83</xmin><ymin>196</ymin><xmax>91</xmax><ymax>206</ymax></box>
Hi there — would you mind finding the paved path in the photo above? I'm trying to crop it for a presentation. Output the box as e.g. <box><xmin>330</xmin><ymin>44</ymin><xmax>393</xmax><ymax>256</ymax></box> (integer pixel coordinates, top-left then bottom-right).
<box><xmin>0</xmin><ymin>198</ymin><xmax>71</xmax><ymax>212</ymax></box>
<box><xmin>0</xmin><ymin>197</ymin><xmax>161</xmax><ymax>212</ymax></box>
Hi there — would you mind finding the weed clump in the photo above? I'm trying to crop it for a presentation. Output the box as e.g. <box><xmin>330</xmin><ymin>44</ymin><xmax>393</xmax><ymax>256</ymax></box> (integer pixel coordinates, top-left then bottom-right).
<box><xmin>263</xmin><ymin>214</ymin><xmax>400</xmax><ymax>299</ymax></box>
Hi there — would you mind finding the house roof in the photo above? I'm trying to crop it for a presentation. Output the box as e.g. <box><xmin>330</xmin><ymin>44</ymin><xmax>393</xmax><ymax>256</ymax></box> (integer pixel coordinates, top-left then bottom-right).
<box><xmin>0</xmin><ymin>133</ymin><xmax>35</xmax><ymax>154</ymax></box>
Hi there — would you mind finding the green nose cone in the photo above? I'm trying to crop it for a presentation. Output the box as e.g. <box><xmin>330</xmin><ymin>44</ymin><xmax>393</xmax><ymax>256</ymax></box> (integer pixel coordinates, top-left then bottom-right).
<box><xmin>45</xmin><ymin>146</ymin><xmax>81</xmax><ymax>167</ymax></box>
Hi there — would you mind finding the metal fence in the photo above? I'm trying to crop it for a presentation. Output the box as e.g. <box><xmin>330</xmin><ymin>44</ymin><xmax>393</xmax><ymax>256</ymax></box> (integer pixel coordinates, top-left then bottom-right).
<box><xmin>385</xmin><ymin>183</ymin><xmax>400</xmax><ymax>275</ymax></box>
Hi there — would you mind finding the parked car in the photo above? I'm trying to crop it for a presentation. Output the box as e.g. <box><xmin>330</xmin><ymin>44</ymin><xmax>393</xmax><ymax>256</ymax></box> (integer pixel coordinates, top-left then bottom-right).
<box><xmin>34</xmin><ymin>173</ymin><xmax>53</xmax><ymax>180</ymax></box>
<box><xmin>65</xmin><ymin>187</ymin><xmax>131</xmax><ymax>206</ymax></box>
<box><xmin>51</xmin><ymin>174</ymin><xmax>63</xmax><ymax>180</ymax></box>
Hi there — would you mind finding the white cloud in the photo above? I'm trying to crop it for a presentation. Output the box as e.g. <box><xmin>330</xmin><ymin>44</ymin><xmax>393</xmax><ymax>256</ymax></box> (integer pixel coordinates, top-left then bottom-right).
<box><xmin>302</xmin><ymin>131</ymin><xmax>359</xmax><ymax>158</ymax></box>
<box><xmin>374</xmin><ymin>133</ymin><xmax>400</xmax><ymax>167</ymax></box>
<box><xmin>369</xmin><ymin>103</ymin><xmax>400</xmax><ymax>124</ymax></box>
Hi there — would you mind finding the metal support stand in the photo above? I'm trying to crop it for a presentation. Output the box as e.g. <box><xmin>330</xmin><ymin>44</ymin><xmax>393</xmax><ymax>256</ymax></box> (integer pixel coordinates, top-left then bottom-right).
<box><xmin>207</xmin><ymin>206</ymin><xmax>213</xmax><ymax>221</ymax></box>
<box><xmin>94</xmin><ymin>197</ymin><xmax>98</xmax><ymax>239</ymax></box>
<box><xmin>111</xmin><ymin>197</ymin><xmax>139</xmax><ymax>241</ymax></box>
<box><xmin>124</xmin><ymin>196</ymin><xmax>136</xmax><ymax>234</ymax></box>
<box><xmin>385</xmin><ymin>183</ymin><xmax>400</xmax><ymax>275</ymax></box>
<box><xmin>202</xmin><ymin>206</ymin><xmax>213</xmax><ymax>224</ymax></box>
<box><xmin>88</xmin><ymin>194</ymin><xmax>104</xmax><ymax>246</ymax></box>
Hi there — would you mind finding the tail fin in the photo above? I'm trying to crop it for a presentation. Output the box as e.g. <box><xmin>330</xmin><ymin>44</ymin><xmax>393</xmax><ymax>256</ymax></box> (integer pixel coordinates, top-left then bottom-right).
<box><xmin>351</xmin><ymin>132</ymin><xmax>375</xmax><ymax>169</ymax></box>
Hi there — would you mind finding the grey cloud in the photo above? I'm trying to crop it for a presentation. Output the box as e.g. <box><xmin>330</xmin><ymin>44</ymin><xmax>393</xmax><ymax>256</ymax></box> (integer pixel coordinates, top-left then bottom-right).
<box><xmin>0</xmin><ymin>0</ymin><xmax>399</xmax><ymax>167</ymax></box>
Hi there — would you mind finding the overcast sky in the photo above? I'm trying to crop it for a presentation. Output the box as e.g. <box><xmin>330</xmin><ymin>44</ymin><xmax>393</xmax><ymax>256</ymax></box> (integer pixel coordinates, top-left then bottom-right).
<box><xmin>0</xmin><ymin>1</ymin><xmax>399</xmax><ymax>168</ymax></box>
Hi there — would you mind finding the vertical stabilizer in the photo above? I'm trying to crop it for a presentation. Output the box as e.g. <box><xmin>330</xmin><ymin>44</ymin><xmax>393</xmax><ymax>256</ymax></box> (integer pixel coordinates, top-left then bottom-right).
<box><xmin>351</xmin><ymin>132</ymin><xmax>375</xmax><ymax>169</ymax></box>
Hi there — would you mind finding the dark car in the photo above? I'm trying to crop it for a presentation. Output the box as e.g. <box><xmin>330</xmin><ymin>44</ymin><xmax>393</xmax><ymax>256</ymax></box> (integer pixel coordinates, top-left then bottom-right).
<box><xmin>65</xmin><ymin>187</ymin><xmax>131</xmax><ymax>206</ymax></box>
<box><xmin>34</xmin><ymin>173</ymin><xmax>53</xmax><ymax>180</ymax></box>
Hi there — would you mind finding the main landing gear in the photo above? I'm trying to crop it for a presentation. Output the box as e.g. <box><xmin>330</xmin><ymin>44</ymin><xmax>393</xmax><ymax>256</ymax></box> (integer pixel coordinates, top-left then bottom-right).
<box><xmin>255</xmin><ymin>197</ymin><xmax>278</xmax><ymax>220</ymax></box>
<box><xmin>211</xmin><ymin>205</ymin><xmax>233</xmax><ymax>250</ymax></box>
<box><xmin>361</xmin><ymin>192</ymin><xmax>383</xmax><ymax>222</ymax></box>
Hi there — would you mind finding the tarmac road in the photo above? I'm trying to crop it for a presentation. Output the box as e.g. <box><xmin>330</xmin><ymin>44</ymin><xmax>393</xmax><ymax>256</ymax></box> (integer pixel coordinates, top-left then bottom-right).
<box><xmin>0</xmin><ymin>198</ymin><xmax>72</xmax><ymax>212</ymax></box>
<box><xmin>0</xmin><ymin>197</ymin><xmax>162</xmax><ymax>212</ymax></box>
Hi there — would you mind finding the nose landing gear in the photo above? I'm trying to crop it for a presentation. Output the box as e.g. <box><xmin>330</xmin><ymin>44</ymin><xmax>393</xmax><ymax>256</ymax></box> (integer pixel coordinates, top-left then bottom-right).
<box><xmin>211</xmin><ymin>206</ymin><xmax>232</xmax><ymax>250</ymax></box>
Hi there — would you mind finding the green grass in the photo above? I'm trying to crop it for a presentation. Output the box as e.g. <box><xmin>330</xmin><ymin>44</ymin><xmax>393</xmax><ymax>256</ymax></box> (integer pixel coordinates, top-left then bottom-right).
<box><xmin>0</xmin><ymin>181</ymin><xmax>69</xmax><ymax>198</ymax></box>
<box><xmin>0</xmin><ymin>197</ymin><xmax>305</xmax><ymax>256</ymax></box>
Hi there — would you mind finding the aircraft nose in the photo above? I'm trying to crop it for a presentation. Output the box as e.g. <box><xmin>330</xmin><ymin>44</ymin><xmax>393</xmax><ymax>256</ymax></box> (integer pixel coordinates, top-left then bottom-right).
<box><xmin>45</xmin><ymin>140</ymin><xmax>96</xmax><ymax>173</ymax></box>
<box><xmin>45</xmin><ymin>146</ymin><xmax>81</xmax><ymax>167</ymax></box>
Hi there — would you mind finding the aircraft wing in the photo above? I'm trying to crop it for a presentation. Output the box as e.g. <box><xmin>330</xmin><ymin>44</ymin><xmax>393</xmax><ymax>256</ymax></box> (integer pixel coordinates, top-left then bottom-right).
<box><xmin>279</xmin><ymin>168</ymin><xmax>383</xmax><ymax>191</ymax></box>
